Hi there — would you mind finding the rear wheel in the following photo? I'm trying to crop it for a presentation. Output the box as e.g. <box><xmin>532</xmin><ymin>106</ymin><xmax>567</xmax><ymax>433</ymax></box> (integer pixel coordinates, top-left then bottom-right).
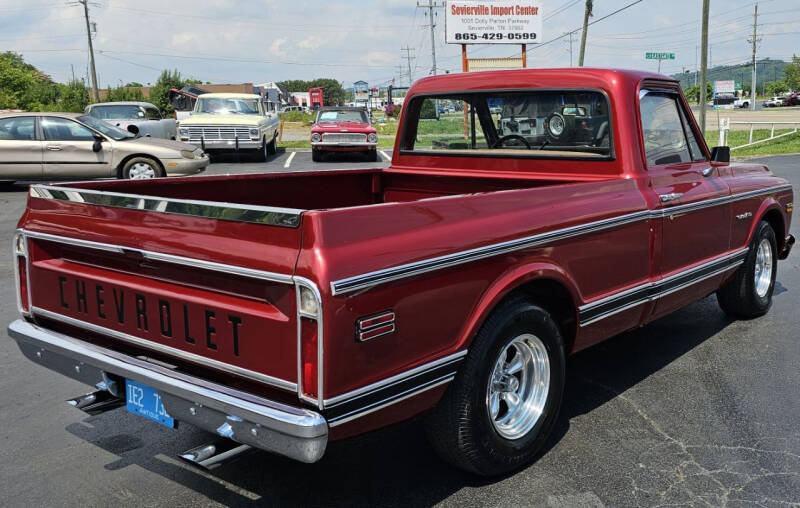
<box><xmin>121</xmin><ymin>157</ymin><xmax>163</xmax><ymax>179</ymax></box>
<box><xmin>717</xmin><ymin>220</ymin><xmax>778</xmax><ymax>318</ymax></box>
<box><xmin>425</xmin><ymin>297</ymin><xmax>565</xmax><ymax>476</ymax></box>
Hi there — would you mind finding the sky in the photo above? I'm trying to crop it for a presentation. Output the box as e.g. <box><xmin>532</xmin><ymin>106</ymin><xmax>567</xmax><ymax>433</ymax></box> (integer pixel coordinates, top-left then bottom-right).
<box><xmin>2</xmin><ymin>0</ymin><xmax>798</xmax><ymax>89</ymax></box>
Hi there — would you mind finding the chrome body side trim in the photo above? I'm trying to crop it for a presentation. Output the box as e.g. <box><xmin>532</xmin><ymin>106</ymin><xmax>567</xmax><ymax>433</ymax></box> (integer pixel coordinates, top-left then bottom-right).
<box><xmin>324</xmin><ymin>350</ymin><xmax>468</xmax><ymax>406</ymax></box>
<box><xmin>330</xmin><ymin>210</ymin><xmax>652</xmax><ymax>295</ymax></box>
<box><xmin>578</xmin><ymin>248</ymin><xmax>748</xmax><ymax>326</ymax></box>
<box><xmin>29</xmin><ymin>184</ymin><xmax>304</xmax><ymax>228</ymax></box>
<box><xmin>22</xmin><ymin>230</ymin><xmax>294</xmax><ymax>285</ymax></box>
<box><xmin>330</xmin><ymin>184</ymin><xmax>792</xmax><ymax>296</ymax></box>
<box><xmin>7</xmin><ymin>319</ymin><xmax>327</xmax><ymax>463</ymax></box>
<box><xmin>30</xmin><ymin>306</ymin><xmax>298</xmax><ymax>392</ymax></box>
<box><xmin>328</xmin><ymin>376</ymin><xmax>454</xmax><ymax>427</ymax></box>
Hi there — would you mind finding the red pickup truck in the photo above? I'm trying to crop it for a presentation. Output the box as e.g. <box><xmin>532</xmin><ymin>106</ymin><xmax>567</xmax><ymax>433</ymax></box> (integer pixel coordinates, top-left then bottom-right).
<box><xmin>8</xmin><ymin>69</ymin><xmax>794</xmax><ymax>476</ymax></box>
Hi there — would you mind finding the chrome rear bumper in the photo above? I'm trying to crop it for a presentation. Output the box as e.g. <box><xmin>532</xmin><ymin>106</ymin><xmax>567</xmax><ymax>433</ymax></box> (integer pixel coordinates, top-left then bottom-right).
<box><xmin>7</xmin><ymin>319</ymin><xmax>328</xmax><ymax>463</ymax></box>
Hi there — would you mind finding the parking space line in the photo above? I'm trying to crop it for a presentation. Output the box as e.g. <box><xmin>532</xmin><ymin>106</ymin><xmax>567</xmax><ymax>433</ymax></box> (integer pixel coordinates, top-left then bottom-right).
<box><xmin>284</xmin><ymin>151</ymin><xmax>297</xmax><ymax>168</ymax></box>
<box><xmin>379</xmin><ymin>151</ymin><xmax>391</xmax><ymax>162</ymax></box>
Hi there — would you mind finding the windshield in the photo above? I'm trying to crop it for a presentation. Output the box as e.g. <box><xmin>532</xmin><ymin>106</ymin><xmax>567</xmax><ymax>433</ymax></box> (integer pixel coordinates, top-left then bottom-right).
<box><xmin>196</xmin><ymin>98</ymin><xmax>261</xmax><ymax>115</ymax></box>
<box><xmin>317</xmin><ymin>110</ymin><xmax>367</xmax><ymax>123</ymax></box>
<box><xmin>401</xmin><ymin>90</ymin><xmax>611</xmax><ymax>159</ymax></box>
<box><xmin>88</xmin><ymin>105</ymin><xmax>144</xmax><ymax>120</ymax></box>
<box><xmin>77</xmin><ymin>115</ymin><xmax>135</xmax><ymax>140</ymax></box>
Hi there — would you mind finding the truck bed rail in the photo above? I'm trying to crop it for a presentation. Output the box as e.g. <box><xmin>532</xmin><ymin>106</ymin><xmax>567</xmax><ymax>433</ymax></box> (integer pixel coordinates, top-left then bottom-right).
<box><xmin>29</xmin><ymin>184</ymin><xmax>304</xmax><ymax>228</ymax></box>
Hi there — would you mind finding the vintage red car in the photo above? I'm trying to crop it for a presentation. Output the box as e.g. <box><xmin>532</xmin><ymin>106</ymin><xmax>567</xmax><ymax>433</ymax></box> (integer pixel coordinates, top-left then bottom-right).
<box><xmin>310</xmin><ymin>107</ymin><xmax>378</xmax><ymax>162</ymax></box>
<box><xmin>8</xmin><ymin>68</ymin><xmax>794</xmax><ymax>476</ymax></box>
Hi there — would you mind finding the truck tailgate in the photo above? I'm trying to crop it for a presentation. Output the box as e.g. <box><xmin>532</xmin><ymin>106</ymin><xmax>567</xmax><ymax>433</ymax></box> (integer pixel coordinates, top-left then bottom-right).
<box><xmin>20</xmin><ymin>184</ymin><xmax>304</xmax><ymax>395</ymax></box>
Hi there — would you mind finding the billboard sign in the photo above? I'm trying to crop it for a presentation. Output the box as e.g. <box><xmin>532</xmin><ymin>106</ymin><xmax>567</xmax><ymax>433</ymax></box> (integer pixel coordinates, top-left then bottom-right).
<box><xmin>445</xmin><ymin>1</ymin><xmax>543</xmax><ymax>44</ymax></box>
<box><xmin>714</xmin><ymin>80</ymin><xmax>735</xmax><ymax>94</ymax></box>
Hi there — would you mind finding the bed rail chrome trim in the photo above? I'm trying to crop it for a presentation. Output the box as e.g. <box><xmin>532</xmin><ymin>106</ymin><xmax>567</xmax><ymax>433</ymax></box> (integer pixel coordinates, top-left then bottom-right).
<box><xmin>22</xmin><ymin>230</ymin><xmax>294</xmax><ymax>285</ymax></box>
<box><xmin>30</xmin><ymin>306</ymin><xmax>298</xmax><ymax>392</ymax></box>
<box><xmin>29</xmin><ymin>184</ymin><xmax>304</xmax><ymax>228</ymax></box>
<box><xmin>330</xmin><ymin>184</ymin><xmax>792</xmax><ymax>296</ymax></box>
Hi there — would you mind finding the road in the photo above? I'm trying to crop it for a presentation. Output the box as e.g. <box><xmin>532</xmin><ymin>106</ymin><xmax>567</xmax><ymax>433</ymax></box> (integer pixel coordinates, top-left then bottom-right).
<box><xmin>0</xmin><ymin>155</ymin><xmax>798</xmax><ymax>507</ymax></box>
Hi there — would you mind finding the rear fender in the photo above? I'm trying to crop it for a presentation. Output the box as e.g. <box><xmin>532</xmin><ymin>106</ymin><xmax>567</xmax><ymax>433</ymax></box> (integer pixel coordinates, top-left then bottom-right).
<box><xmin>455</xmin><ymin>261</ymin><xmax>581</xmax><ymax>354</ymax></box>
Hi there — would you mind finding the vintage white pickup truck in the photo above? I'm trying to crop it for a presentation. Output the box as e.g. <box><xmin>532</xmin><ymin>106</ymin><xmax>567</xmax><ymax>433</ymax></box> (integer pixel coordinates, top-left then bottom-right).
<box><xmin>177</xmin><ymin>93</ymin><xmax>280</xmax><ymax>161</ymax></box>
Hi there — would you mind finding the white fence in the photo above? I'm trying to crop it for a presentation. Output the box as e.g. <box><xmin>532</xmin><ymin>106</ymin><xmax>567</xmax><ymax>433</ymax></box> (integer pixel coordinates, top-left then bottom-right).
<box><xmin>718</xmin><ymin>118</ymin><xmax>799</xmax><ymax>151</ymax></box>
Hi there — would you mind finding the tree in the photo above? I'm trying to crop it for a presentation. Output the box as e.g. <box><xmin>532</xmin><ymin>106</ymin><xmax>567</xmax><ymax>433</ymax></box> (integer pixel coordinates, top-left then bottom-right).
<box><xmin>766</xmin><ymin>79</ymin><xmax>789</xmax><ymax>97</ymax></box>
<box><xmin>277</xmin><ymin>78</ymin><xmax>347</xmax><ymax>106</ymax></box>
<box><xmin>104</xmin><ymin>84</ymin><xmax>145</xmax><ymax>102</ymax></box>
<box><xmin>783</xmin><ymin>54</ymin><xmax>800</xmax><ymax>91</ymax></box>
<box><xmin>55</xmin><ymin>79</ymin><xmax>90</xmax><ymax>112</ymax></box>
<box><xmin>124</xmin><ymin>81</ymin><xmax>143</xmax><ymax>88</ymax></box>
<box><xmin>0</xmin><ymin>52</ymin><xmax>87</xmax><ymax>112</ymax></box>
<box><xmin>684</xmin><ymin>81</ymin><xmax>713</xmax><ymax>103</ymax></box>
<box><xmin>148</xmin><ymin>69</ymin><xmax>202</xmax><ymax>115</ymax></box>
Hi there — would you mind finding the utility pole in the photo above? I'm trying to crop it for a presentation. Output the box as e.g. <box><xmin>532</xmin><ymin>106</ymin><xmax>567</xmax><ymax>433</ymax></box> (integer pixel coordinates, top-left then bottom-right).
<box><xmin>577</xmin><ymin>0</ymin><xmax>593</xmax><ymax>67</ymax></box>
<box><xmin>401</xmin><ymin>46</ymin><xmax>415</xmax><ymax>87</ymax></box>
<box><xmin>77</xmin><ymin>0</ymin><xmax>99</xmax><ymax>102</ymax></box>
<box><xmin>748</xmin><ymin>3</ymin><xmax>759</xmax><ymax>109</ymax></box>
<box><xmin>699</xmin><ymin>0</ymin><xmax>710</xmax><ymax>133</ymax></box>
<box><xmin>417</xmin><ymin>1</ymin><xmax>443</xmax><ymax>76</ymax></box>
<box><xmin>564</xmin><ymin>32</ymin><xmax>577</xmax><ymax>67</ymax></box>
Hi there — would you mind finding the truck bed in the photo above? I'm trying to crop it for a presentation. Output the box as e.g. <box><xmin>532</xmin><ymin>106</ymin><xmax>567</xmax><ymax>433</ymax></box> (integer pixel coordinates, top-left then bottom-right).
<box><xmin>50</xmin><ymin>169</ymin><xmax>578</xmax><ymax>215</ymax></box>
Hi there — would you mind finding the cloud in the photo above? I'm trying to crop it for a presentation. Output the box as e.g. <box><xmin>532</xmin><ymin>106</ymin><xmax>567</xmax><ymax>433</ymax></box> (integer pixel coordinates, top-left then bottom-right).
<box><xmin>270</xmin><ymin>37</ymin><xmax>288</xmax><ymax>58</ymax></box>
<box><xmin>361</xmin><ymin>51</ymin><xmax>395</xmax><ymax>67</ymax></box>
<box><xmin>297</xmin><ymin>36</ymin><xmax>324</xmax><ymax>50</ymax></box>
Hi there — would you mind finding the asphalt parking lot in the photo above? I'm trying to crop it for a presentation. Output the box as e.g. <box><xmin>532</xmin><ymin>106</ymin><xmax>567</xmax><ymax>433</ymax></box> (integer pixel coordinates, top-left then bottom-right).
<box><xmin>0</xmin><ymin>155</ymin><xmax>798</xmax><ymax>507</ymax></box>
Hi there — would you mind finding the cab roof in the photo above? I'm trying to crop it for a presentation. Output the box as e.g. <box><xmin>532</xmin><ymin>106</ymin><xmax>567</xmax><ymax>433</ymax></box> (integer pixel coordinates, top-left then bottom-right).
<box><xmin>196</xmin><ymin>93</ymin><xmax>261</xmax><ymax>99</ymax></box>
<box><xmin>407</xmin><ymin>68</ymin><xmax>675</xmax><ymax>96</ymax></box>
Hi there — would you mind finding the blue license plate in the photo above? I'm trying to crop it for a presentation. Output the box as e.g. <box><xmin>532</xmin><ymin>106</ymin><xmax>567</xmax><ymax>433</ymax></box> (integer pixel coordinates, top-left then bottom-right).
<box><xmin>125</xmin><ymin>379</ymin><xmax>175</xmax><ymax>428</ymax></box>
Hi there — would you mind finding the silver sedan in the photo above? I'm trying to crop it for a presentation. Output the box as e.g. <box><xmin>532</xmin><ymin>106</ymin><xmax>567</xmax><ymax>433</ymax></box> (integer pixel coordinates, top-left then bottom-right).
<box><xmin>0</xmin><ymin>112</ymin><xmax>208</xmax><ymax>182</ymax></box>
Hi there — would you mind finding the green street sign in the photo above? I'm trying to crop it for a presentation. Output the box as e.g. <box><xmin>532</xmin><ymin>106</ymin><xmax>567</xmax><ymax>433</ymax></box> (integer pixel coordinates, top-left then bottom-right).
<box><xmin>645</xmin><ymin>52</ymin><xmax>675</xmax><ymax>60</ymax></box>
<box><xmin>735</xmin><ymin>82</ymin><xmax>742</xmax><ymax>90</ymax></box>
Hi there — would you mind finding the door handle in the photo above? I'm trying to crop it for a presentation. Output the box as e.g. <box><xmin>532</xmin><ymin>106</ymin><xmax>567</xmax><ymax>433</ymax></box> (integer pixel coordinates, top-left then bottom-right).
<box><xmin>701</xmin><ymin>166</ymin><xmax>714</xmax><ymax>177</ymax></box>
<box><xmin>46</xmin><ymin>145</ymin><xmax>62</xmax><ymax>151</ymax></box>
<box><xmin>659</xmin><ymin>192</ymin><xmax>683</xmax><ymax>203</ymax></box>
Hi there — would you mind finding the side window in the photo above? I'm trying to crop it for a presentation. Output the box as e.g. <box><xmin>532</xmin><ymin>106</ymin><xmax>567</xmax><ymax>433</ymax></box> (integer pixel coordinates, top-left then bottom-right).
<box><xmin>639</xmin><ymin>93</ymin><xmax>692</xmax><ymax>167</ymax></box>
<box><xmin>41</xmin><ymin>117</ymin><xmax>96</xmax><ymax>141</ymax></box>
<box><xmin>677</xmin><ymin>105</ymin><xmax>707</xmax><ymax>162</ymax></box>
<box><xmin>144</xmin><ymin>107</ymin><xmax>161</xmax><ymax>120</ymax></box>
<box><xmin>0</xmin><ymin>117</ymin><xmax>36</xmax><ymax>140</ymax></box>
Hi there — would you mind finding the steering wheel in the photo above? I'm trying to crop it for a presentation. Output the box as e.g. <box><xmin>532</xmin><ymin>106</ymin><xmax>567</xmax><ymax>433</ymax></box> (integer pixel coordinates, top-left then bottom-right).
<box><xmin>493</xmin><ymin>134</ymin><xmax>531</xmax><ymax>149</ymax></box>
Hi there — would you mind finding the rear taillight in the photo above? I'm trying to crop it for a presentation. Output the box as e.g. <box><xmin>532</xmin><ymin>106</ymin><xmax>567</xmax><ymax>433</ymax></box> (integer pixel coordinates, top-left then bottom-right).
<box><xmin>301</xmin><ymin>317</ymin><xmax>318</xmax><ymax>398</ymax></box>
<box><xmin>296</xmin><ymin>281</ymin><xmax>322</xmax><ymax>407</ymax></box>
<box><xmin>13</xmin><ymin>232</ymin><xmax>30</xmax><ymax>315</ymax></box>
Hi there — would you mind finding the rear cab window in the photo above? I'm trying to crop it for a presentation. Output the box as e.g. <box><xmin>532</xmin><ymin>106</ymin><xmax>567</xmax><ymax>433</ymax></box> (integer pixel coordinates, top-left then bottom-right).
<box><xmin>400</xmin><ymin>90</ymin><xmax>612</xmax><ymax>159</ymax></box>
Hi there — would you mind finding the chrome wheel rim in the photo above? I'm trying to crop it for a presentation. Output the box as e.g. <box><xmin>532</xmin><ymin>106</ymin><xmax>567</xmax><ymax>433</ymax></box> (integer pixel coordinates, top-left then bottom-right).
<box><xmin>128</xmin><ymin>162</ymin><xmax>156</xmax><ymax>179</ymax></box>
<box><xmin>754</xmin><ymin>238</ymin><xmax>773</xmax><ymax>298</ymax></box>
<box><xmin>486</xmin><ymin>334</ymin><xmax>550</xmax><ymax>440</ymax></box>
